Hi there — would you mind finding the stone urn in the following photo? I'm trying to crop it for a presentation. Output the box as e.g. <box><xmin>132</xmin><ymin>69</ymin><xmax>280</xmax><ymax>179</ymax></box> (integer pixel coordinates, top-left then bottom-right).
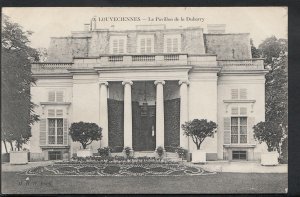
<box><xmin>261</xmin><ymin>151</ymin><xmax>279</xmax><ymax>166</ymax></box>
<box><xmin>192</xmin><ymin>149</ymin><xmax>206</xmax><ymax>164</ymax></box>
<box><xmin>77</xmin><ymin>149</ymin><xmax>93</xmax><ymax>158</ymax></box>
<box><xmin>10</xmin><ymin>151</ymin><xmax>28</xmax><ymax>164</ymax></box>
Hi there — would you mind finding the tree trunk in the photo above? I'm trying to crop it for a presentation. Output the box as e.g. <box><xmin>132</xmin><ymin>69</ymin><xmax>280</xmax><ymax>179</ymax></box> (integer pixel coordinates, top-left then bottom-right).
<box><xmin>82</xmin><ymin>144</ymin><xmax>87</xmax><ymax>149</ymax></box>
<box><xmin>3</xmin><ymin>140</ymin><xmax>8</xmax><ymax>153</ymax></box>
<box><xmin>9</xmin><ymin>141</ymin><xmax>13</xmax><ymax>151</ymax></box>
<box><xmin>197</xmin><ymin>144</ymin><xmax>201</xmax><ymax>150</ymax></box>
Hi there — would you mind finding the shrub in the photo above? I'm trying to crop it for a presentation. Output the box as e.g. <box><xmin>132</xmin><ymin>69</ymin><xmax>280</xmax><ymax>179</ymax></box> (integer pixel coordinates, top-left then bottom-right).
<box><xmin>176</xmin><ymin>147</ymin><xmax>188</xmax><ymax>159</ymax></box>
<box><xmin>98</xmin><ymin>147</ymin><xmax>112</xmax><ymax>157</ymax></box>
<box><xmin>182</xmin><ymin>119</ymin><xmax>217</xmax><ymax>150</ymax></box>
<box><xmin>69</xmin><ymin>122</ymin><xmax>102</xmax><ymax>149</ymax></box>
<box><xmin>156</xmin><ymin>146</ymin><xmax>164</xmax><ymax>157</ymax></box>
<box><xmin>124</xmin><ymin>146</ymin><xmax>131</xmax><ymax>157</ymax></box>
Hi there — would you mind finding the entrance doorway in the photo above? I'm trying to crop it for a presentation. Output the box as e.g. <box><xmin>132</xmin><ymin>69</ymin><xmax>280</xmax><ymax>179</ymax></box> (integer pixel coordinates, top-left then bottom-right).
<box><xmin>133</xmin><ymin>105</ymin><xmax>156</xmax><ymax>151</ymax></box>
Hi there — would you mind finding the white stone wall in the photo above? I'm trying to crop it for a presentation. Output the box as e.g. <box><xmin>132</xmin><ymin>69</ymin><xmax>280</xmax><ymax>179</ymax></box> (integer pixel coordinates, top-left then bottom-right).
<box><xmin>217</xmin><ymin>74</ymin><xmax>267</xmax><ymax>160</ymax></box>
<box><xmin>71</xmin><ymin>74</ymin><xmax>100</xmax><ymax>155</ymax></box>
<box><xmin>30</xmin><ymin>78</ymin><xmax>73</xmax><ymax>154</ymax></box>
<box><xmin>188</xmin><ymin>72</ymin><xmax>218</xmax><ymax>153</ymax></box>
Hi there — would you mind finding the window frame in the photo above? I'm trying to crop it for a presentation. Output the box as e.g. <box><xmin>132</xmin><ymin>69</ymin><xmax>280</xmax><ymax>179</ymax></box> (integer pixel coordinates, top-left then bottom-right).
<box><xmin>137</xmin><ymin>35</ymin><xmax>154</xmax><ymax>54</ymax></box>
<box><xmin>48</xmin><ymin>90</ymin><xmax>64</xmax><ymax>102</ymax></box>
<box><xmin>230</xmin><ymin>116</ymin><xmax>248</xmax><ymax>144</ymax></box>
<box><xmin>109</xmin><ymin>35</ymin><xmax>127</xmax><ymax>54</ymax></box>
<box><xmin>47</xmin><ymin>118</ymin><xmax>64</xmax><ymax>145</ymax></box>
<box><xmin>163</xmin><ymin>34</ymin><xmax>181</xmax><ymax>53</ymax></box>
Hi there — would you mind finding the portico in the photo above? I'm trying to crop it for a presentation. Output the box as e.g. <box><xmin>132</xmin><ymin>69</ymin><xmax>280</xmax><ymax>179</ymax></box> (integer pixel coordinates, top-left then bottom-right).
<box><xmin>98</xmin><ymin>76</ymin><xmax>190</xmax><ymax>152</ymax></box>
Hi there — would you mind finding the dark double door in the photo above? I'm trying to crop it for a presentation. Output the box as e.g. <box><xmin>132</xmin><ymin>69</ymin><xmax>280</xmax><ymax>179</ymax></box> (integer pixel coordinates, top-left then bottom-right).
<box><xmin>133</xmin><ymin>104</ymin><xmax>156</xmax><ymax>151</ymax></box>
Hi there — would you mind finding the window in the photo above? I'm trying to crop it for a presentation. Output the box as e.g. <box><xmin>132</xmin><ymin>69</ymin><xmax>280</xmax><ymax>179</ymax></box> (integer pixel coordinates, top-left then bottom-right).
<box><xmin>48</xmin><ymin>91</ymin><xmax>64</xmax><ymax>102</ymax></box>
<box><xmin>48</xmin><ymin>151</ymin><xmax>62</xmax><ymax>160</ymax></box>
<box><xmin>48</xmin><ymin>119</ymin><xmax>64</xmax><ymax>145</ymax></box>
<box><xmin>231</xmin><ymin>88</ymin><xmax>248</xmax><ymax>100</ymax></box>
<box><xmin>110</xmin><ymin>36</ymin><xmax>127</xmax><ymax>54</ymax></box>
<box><xmin>232</xmin><ymin>151</ymin><xmax>247</xmax><ymax>160</ymax></box>
<box><xmin>164</xmin><ymin>34</ymin><xmax>181</xmax><ymax>53</ymax></box>
<box><xmin>231</xmin><ymin>117</ymin><xmax>247</xmax><ymax>144</ymax></box>
<box><xmin>137</xmin><ymin>35</ymin><xmax>154</xmax><ymax>53</ymax></box>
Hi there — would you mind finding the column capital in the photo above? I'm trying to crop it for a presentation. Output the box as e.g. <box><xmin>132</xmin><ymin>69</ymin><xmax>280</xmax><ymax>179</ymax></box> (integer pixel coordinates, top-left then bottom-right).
<box><xmin>122</xmin><ymin>80</ymin><xmax>133</xmax><ymax>86</ymax></box>
<box><xmin>154</xmin><ymin>80</ymin><xmax>165</xmax><ymax>86</ymax></box>
<box><xmin>99</xmin><ymin>81</ymin><xmax>108</xmax><ymax>86</ymax></box>
<box><xmin>179</xmin><ymin>80</ymin><xmax>190</xmax><ymax>86</ymax></box>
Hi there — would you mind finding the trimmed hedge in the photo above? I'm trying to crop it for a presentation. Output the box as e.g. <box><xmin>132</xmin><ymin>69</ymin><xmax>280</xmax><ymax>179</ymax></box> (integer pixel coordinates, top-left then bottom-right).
<box><xmin>108</xmin><ymin>99</ymin><xmax>124</xmax><ymax>148</ymax></box>
<box><xmin>164</xmin><ymin>98</ymin><xmax>180</xmax><ymax>147</ymax></box>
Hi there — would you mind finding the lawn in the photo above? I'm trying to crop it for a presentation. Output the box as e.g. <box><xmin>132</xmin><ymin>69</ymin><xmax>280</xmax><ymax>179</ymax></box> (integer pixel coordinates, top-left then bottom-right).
<box><xmin>2</xmin><ymin>171</ymin><xmax>287</xmax><ymax>194</ymax></box>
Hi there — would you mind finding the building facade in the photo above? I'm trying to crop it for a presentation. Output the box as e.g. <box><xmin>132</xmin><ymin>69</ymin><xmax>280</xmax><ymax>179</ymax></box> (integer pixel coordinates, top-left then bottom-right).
<box><xmin>29</xmin><ymin>24</ymin><xmax>267</xmax><ymax>161</ymax></box>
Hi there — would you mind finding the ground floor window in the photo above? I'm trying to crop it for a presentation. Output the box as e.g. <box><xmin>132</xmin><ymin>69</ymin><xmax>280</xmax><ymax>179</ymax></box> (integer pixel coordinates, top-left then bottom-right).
<box><xmin>48</xmin><ymin>151</ymin><xmax>62</xmax><ymax>160</ymax></box>
<box><xmin>231</xmin><ymin>117</ymin><xmax>247</xmax><ymax>144</ymax></box>
<box><xmin>232</xmin><ymin>150</ymin><xmax>247</xmax><ymax>160</ymax></box>
<box><xmin>48</xmin><ymin>118</ymin><xmax>64</xmax><ymax>144</ymax></box>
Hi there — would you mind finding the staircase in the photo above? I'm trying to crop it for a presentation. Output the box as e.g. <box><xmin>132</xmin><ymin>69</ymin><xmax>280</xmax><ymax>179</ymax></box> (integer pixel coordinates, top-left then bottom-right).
<box><xmin>133</xmin><ymin>151</ymin><xmax>182</xmax><ymax>162</ymax></box>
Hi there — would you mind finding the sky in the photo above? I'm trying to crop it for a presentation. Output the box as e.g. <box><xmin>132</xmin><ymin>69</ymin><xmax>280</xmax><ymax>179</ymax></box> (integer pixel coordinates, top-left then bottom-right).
<box><xmin>3</xmin><ymin>7</ymin><xmax>287</xmax><ymax>49</ymax></box>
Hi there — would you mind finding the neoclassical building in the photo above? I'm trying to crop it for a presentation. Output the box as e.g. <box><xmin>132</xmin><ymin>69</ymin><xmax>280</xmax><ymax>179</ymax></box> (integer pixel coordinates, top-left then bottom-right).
<box><xmin>29</xmin><ymin>24</ymin><xmax>267</xmax><ymax>161</ymax></box>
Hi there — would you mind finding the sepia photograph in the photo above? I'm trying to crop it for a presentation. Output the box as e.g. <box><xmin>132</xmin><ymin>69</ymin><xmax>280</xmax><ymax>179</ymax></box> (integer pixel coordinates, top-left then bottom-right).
<box><xmin>1</xmin><ymin>7</ymin><xmax>288</xmax><ymax>194</ymax></box>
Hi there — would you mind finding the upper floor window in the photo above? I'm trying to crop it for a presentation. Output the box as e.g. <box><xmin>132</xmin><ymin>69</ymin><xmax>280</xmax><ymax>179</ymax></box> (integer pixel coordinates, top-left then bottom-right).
<box><xmin>231</xmin><ymin>88</ymin><xmax>247</xmax><ymax>100</ymax></box>
<box><xmin>48</xmin><ymin>90</ymin><xmax>64</xmax><ymax>102</ymax></box>
<box><xmin>164</xmin><ymin>34</ymin><xmax>181</xmax><ymax>53</ymax></box>
<box><xmin>137</xmin><ymin>35</ymin><xmax>154</xmax><ymax>54</ymax></box>
<box><xmin>110</xmin><ymin>36</ymin><xmax>127</xmax><ymax>54</ymax></box>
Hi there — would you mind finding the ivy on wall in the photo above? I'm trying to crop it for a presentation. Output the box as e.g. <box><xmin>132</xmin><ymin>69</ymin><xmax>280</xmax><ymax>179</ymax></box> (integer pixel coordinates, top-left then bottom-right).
<box><xmin>108</xmin><ymin>99</ymin><xmax>124</xmax><ymax>149</ymax></box>
<box><xmin>164</xmin><ymin>98</ymin><xmax>180</xmax><ymax>147</ymax></box>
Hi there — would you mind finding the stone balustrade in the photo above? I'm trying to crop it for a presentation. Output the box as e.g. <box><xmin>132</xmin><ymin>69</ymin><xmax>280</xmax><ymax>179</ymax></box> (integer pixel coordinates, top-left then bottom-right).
<box><xmin>31</xmin><ymin>55</ymin><xmax>265</xmax><ymax>74</ymax></box>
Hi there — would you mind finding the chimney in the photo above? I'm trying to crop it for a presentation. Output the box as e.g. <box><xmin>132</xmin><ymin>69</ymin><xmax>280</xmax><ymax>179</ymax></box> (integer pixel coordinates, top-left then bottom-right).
<box><xmin>84</xmin><ymin>23</ymin><xmax>90</xmax><ymax>31</ymax></box>
<box><xmin>207</xmin><ymin>24</ymin><xmax>226</xmax><ymax>34</ymax></box>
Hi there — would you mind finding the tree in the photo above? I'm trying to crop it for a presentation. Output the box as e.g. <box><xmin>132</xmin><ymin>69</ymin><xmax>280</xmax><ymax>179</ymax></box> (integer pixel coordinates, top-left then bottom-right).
<box><xmin>181</xmin><ymin>119</ymin><xmax>217</xmax><ymax>150</ymax></box>
<box><xmin>1</xmin><ymin>15</ymin><xmax>40</xmax><ymax>151</ymax></box>
<box><xmin>69</xmin><ymin>122</ymin><xmax>102</xmax><ymax>149</ymax></box>
<box><xmin>253</xmin><ymin>36</ymin><xmax>287</xmax><ymax>157</ymax></box>
<box><xmin>250</xmin><ymin>38</ymin><xmax>261</xmax><ymax>58</ymax></box>
<box><xmin>253</xmin><ymin>121</ymin><xmax>283</xmax><ymax>152</ymax></box>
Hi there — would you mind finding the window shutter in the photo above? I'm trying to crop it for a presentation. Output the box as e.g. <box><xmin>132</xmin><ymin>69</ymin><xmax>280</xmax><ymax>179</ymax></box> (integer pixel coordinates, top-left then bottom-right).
<box><xmin>119</xmin><ymin>39</ymin><xmax>124</xmax><ymax>53</ymax></box>
<box><xmin>231</xmin><ymin>89</ymin><xmax>238</xmax><ymax>99</ymax></box>
<box><xmin>39</xmin><ymin>119</ymin><xmax>47</xmax><ymax>145</ymax></box>
<box><xmin>224</xmin><ymin>117</ymin><xmax>231</xmax><ymax>144</ymax></box>
<box><xmin>56</xmin><ymin>109</ymin><xmax>63</xmax><ymax>117</ymax></box>
<box><xmin>63</xmin><ymin>119</ymin><xmax>68</xmax><ymax>145</ymax></box>
<box><xmin>48</xmin><ymin>109</ymin><xmax>55</xmax><ymax>117</ymax></box>
<box><xmin>231</xmin><ymin>107</ymin><xmax>239</xmax><ymax>115</ymax></box>
<box><xmin>167</xmin><ymin>38</ymin><xmax>172</xmax><ymax>52</ymax></box>
<box><xmin>240</xmin><ymin>89</ymin><xmax>247</xmax><ymax>99</ymax></box>
<box><xmin>56</xmin><ymin>91</ymin><xmax>64</xmax><ymax>102</ymax></box>
<box><xmin>240</xmin><ymin>107</ymin><xmax>247</xmax><ymax>116</ymax></box>
<box><xmin>173</xmin><ymin>38</ymin><xmax>178</xmax><ymax>52</ymax></box>
<box><xmin>140</xmin><ymin>38</ymin><xmax>145</xmax><ymax>53</ymax></box>
<box><xmin>48</xmin><ymin>91</ymin><xmax>55</xmax><ymax>102</ymax></box>
<box><xmin>113</xmin><ymin>40</ymin><xmax>118</xmax><ymax>53</ymax></box>
<box><xmin>248</xmin><ymin>117</ymin><xmax>255</xmax><ymax>144</ymax></box>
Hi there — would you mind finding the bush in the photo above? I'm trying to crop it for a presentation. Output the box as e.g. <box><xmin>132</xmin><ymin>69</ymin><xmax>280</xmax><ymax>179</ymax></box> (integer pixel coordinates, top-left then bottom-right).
<box><xmin>98</xmin><ymin>147</ymin><xmax>112</xmax><ymax>157</ymax></box>
<box><xmin>182</xmin><ymin>119</ymin><xmax>217</xmax><ymax>150</ymax></box>
<box><xmin>69</xmin><ymin>122</ymin><xmax>102</xmax><ymax>149</ymax></box>
<box><xmin>175</xmin><ymin>147</ymin><xmax>188</xmax><ymax>159</ymax></box>
<box><xmin>124</xmin><ymin>146</ymin><xmax>131</xmax><ymax>157</ymax></box>
<box><xmin>156</xmin><ymin>146</ymin><xmax>164</xmax><ymax>157</ymax></box>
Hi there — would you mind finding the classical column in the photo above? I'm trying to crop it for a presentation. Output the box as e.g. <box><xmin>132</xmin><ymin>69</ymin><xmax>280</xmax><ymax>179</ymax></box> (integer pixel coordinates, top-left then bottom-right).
<box><xmin>154</xmin><ymin>80</ymin><xmax>165</xmax><ymax>149</ymax></box>
<box><xmin>179</xmin><ymin>80</ymin><xmax>190</xmax><ymax>149</ymax></box>
<box><xmin>99</xmin><ymin>81</ymin><xmax>109</xmax><ymax>147</ymax></box>
<box><xmin>122</xmin><ymin>80</ymin><xmax>133</xmax><ymax>148</ymax></box>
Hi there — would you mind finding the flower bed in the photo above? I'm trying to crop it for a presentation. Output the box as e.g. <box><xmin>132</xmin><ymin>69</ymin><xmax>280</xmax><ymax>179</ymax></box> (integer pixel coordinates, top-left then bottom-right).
<box><xmin>20</xmin><ymin>162</ymin><xmax>216</xmax><ymax>176</ymax></box>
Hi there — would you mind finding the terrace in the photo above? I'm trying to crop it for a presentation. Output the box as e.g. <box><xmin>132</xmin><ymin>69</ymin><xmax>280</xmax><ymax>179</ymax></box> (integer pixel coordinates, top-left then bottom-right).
<box><xmin>31</xmin><ymin>54</ymin><xmax>265</xmax><ymax>74</ymax></box>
